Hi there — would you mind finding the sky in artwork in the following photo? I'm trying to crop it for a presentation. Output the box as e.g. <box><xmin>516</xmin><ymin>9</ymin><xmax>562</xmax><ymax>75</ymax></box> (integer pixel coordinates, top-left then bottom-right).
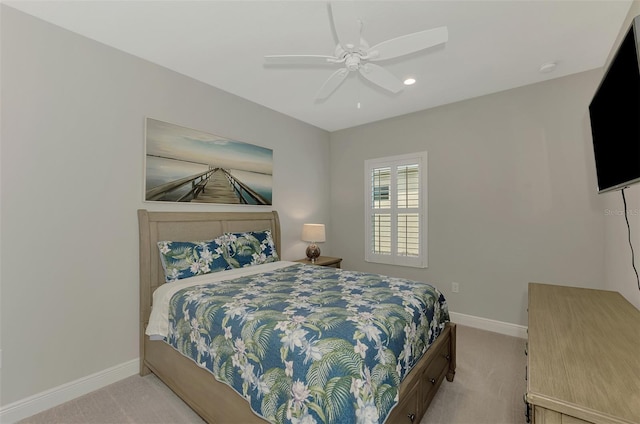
<box><xmin>145</xmin><ymin>118</ymin><xmax>273</xmax><ymax>175</ymax></box>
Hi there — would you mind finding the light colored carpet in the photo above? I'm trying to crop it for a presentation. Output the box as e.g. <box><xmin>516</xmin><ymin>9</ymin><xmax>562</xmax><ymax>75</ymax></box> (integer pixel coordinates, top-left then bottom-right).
<box><xmin>421</xmin><ymin>325</ymin><xmax>527</xmax><ymax>423</ymax></box>
<box><xmin>19</xmin><ymin>325</ymin><xmax>527</xmax><ymax>424</ymax></box>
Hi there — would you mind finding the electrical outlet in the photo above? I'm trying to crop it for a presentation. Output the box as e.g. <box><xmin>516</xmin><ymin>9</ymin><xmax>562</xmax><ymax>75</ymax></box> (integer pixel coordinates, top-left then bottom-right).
<box><xmin>451</xmin><ymin>282</ymin><xmax>459</xmax><ymax>293</ymax></box>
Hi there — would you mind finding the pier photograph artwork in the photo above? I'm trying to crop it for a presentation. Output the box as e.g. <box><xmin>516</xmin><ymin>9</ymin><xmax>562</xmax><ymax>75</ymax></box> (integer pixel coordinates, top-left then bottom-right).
<box><xmin>144</xmin><ymin>118</ymin><xmax>273</xmax><ymax>205</ymax></box>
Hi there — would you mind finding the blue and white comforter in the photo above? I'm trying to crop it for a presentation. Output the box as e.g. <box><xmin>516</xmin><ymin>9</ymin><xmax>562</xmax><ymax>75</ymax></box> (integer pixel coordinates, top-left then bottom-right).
<box><xmin>147</xmin><ymin>262</ymin><xmax>449</xmax><ymax>424</ymax></box>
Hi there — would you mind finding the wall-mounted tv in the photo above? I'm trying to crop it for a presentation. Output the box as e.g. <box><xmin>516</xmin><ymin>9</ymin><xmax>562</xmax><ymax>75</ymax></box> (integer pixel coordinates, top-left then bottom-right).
<box><xmin>589</xmin><ymin>15</ymin><xmax>640</xmax><ymax>194</ymax></box>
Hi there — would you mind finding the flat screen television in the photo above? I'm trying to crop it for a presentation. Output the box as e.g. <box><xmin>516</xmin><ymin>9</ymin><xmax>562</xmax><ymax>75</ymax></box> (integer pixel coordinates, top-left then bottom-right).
<box><xmin>589</xmin><ymin>16</ymin><xmax>640</xmax><ymax>194</ymax></box>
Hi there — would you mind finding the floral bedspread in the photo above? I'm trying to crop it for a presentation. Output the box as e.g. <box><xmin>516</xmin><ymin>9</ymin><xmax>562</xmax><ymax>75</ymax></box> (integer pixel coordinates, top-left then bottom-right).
<box><xmin>166</xmin><ymin>264</ymin><xmax>449</xmax><ymax>424</ymax></box>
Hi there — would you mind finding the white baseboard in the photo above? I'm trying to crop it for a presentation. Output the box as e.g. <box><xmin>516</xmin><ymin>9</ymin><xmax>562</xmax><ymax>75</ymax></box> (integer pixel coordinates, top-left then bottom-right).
<box><xmin>0</xmin><ymin>358</ymin><xmax>139</xmax><ymax>424</ymax></box>
<box><xmin>449</xmin><ymin>311</ymin><xmax>528</xmax><ymax>339</ymax></box>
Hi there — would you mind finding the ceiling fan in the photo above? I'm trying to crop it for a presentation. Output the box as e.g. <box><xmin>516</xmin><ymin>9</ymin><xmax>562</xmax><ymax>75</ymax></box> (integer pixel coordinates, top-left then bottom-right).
<box><xmin>264</xmin><ymin>2</ymin><xmax>448</xmax><ymax>101</ymax></box>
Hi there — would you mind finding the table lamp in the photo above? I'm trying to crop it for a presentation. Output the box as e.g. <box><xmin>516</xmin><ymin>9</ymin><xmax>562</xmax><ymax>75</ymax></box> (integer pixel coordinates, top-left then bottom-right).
<box><xmin>301</xmin><ymin>223</ymin><xmax>325</xmax><ymax>263</ymax></box>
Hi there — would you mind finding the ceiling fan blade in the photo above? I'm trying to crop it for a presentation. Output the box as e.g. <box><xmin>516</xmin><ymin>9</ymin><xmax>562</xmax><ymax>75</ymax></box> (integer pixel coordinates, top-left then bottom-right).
<box><xmin>265</xmin><ymin>55</ymin><xmax>337</xmax><ymax>65</ymax></box>
<box><xmin>328</xmin><ymin>2</ymin><xmax>361</xmax><ymax>52</ymax></box>
<box><xmin>368</xmin><ymin>26</ymin><xmax>448</xmax><ymax>61</ymax></box>
<box><xmin>316</xmin><ymin>68</ymin><xmax>349</xmax><ymax>100</ymax></box>
<box><xmin>358</xmin><ymin>64</ymin><xmax>403</xmax><ymax>94</ymax></box>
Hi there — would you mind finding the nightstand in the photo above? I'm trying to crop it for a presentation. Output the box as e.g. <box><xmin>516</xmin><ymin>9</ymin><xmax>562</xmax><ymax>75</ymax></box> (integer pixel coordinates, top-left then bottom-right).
<box><xmin>294</xmin><ymin>256</ymin><xmax>342</xmax><ymax>268</ymax></box>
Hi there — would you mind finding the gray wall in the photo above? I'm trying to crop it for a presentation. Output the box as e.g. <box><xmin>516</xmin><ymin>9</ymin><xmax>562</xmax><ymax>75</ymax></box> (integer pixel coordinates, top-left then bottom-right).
<box><xmin>329</xmin><ymin>70</ymin><xmax>606</xmax><ymax>326</ymax></box>
<box><xmin>0</xmin><ymin>6</ymin><xmax>330</xmax><ymax>405</ymax></box>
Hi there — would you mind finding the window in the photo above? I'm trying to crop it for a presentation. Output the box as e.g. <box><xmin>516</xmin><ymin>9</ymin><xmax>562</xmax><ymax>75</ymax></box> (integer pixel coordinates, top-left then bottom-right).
<box><xmin>365</xmin><ymin>152</ymin><xmax>427</xmax><ymax>267</ymax></box>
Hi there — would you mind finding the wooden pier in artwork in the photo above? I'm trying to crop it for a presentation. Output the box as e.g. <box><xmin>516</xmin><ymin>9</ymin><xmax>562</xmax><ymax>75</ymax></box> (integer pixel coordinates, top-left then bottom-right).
<box><xmin>194</xmin><ymin>168</ymin><xmax>242</xmax><ymax>204</ymax></box>
<box><xmin>145</xmin><ymin>168</ymin><xmax>269</xmax><ymax>205</ymax></box>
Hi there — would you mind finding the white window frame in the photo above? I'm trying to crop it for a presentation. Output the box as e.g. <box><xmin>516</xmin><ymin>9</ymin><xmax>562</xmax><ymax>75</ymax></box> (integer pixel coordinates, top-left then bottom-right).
<box><xmin>364</xmin><ymin>151</ymin><xmax>428</xmax><ymax>268</ymax></box>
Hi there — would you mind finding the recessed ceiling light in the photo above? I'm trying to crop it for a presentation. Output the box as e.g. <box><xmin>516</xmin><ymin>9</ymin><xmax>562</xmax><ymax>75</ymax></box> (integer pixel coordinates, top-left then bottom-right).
<box><xmin>404</xmin><ymin>78</ymin><xmax>416</xmax><ymax>86</ymax></box>
<box><xmin>539</xmin><ymin>62</ymin><xmax>557</xmax><ymax>73</ymax></box>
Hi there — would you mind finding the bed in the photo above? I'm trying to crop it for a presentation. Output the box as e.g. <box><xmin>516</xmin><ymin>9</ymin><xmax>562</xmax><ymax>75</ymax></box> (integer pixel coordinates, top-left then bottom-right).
<box><xmin>138</xmin><ymin>209</ymin><xmax>456</xmax><ymax>424</ymax></box>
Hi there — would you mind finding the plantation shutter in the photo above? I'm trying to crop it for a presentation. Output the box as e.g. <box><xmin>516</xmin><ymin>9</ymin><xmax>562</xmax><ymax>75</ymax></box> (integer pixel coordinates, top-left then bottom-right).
<box><xmin>365</xmin><ymin>152</ymin><xmax>427</xmax><ymax>268</ymax></box>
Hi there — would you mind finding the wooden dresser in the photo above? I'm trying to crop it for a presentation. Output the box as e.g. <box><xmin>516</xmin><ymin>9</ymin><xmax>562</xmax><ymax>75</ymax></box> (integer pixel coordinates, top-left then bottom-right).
<box><xmin>526</xmin><ymin>283</ymin><xmax>640</xmax><ymax>424</ymax></box>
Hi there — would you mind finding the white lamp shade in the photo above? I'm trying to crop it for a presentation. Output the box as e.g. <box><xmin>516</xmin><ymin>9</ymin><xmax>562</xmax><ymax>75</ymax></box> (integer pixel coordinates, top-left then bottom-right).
<box><xmin>301</xmin><ymin>224</ymin><xmax>326</xmax><ymax>242</ymax></box>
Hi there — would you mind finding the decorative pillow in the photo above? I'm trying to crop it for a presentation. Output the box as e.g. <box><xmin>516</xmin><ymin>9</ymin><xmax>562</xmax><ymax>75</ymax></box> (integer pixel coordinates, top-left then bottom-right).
<box><xmin>157</xmin><ymin>237</ymin><xmax>231</xmax><ymax>283</ymax></box>
<box><xmin>224</xmin><ymin>229</ymin><xmax>279</xmax><ymax>268</ymax></box>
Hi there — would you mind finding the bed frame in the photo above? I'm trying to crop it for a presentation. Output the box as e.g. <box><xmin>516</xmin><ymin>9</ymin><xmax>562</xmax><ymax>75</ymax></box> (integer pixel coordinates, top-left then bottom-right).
<box><xmin>138</xmin><ymin>209</ymin><xmax>456</xmax><ymax>423</ymax></box>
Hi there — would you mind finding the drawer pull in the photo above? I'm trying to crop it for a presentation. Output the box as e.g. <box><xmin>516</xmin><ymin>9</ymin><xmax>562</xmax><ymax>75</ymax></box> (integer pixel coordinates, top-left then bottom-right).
<box><xmin>407</xmin><ymin>413</ymin><xmax>416</xmax><ymax>422</ymax></box>
<box><xmin>445</xmin><ymin>354</ymin><xmax>451</xmax><ymax>360</ymax></box>
<box><xmin>429</xmin><ymin>378</ymin><xmax>436</xmax><ymax>384</ymax></box>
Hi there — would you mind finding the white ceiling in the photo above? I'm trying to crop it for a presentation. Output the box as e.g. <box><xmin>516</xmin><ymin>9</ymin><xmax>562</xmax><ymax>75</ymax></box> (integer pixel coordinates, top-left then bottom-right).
<box><xmin>5</xmin><ymin>0</ymin><xmax>633</xmax><ymax>132</ymax></box>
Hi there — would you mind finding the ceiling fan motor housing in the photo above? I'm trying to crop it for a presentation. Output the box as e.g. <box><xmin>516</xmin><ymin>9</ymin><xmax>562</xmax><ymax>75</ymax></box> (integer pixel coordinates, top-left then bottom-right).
<box><xmin>345</xmin><ymin>54</ymin><xmax>361</xmax><ymax>71</ymax></box>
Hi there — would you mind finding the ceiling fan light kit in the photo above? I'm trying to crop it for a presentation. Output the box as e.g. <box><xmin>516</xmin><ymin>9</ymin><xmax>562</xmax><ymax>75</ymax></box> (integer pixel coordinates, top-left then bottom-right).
<box><xmin>265</xmin><ymin>2</ymin><xmax>448</xmax><ymax>101</ymax></box>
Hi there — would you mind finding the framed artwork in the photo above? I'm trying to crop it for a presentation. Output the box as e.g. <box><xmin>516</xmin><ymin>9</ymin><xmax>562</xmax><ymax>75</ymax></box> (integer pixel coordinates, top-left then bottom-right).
<box><xmin>144</xmin><ymin>118</ymin><xmax>273</xmax><ymax>205</ymax></box>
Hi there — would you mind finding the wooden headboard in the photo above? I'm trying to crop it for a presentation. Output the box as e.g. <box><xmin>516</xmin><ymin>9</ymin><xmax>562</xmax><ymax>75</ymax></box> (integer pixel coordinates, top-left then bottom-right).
<box><xmin>137</xmin><ymin>209</ymin><xmax>281</xmax><ymax>366</ymax></box>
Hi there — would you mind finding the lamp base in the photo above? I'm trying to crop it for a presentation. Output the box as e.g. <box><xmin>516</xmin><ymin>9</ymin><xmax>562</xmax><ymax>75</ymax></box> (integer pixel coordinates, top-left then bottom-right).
<box><xmin>306</xmin><ymin>243</ymin><xmax>321</xmax><ymax>263</ymax></box>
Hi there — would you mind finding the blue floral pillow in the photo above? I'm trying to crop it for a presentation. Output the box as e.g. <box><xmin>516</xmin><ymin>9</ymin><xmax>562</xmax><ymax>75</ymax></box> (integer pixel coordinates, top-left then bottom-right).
<box><xmin>157</xmin><ymin>237</ymin><xmax>231</xmax><ymax>283</ymax></box>
<box><xmin>225</xmin><ymin>229</ymin><xmax>279</xmax><ymax>268</ymax></box>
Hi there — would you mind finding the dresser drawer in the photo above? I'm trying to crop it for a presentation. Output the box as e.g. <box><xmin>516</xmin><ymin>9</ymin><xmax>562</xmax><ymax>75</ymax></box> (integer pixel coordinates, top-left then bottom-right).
<box><xmin>386</xmin><ymin>384</ymin><xmax>419</xmax><ymax>424</ymax></box>
<box><xmin>421</xmin><ymin>334</ymin><xmax>451</xmax><ymax>407</ymax></box>
<box><xmin>532</xmin><ymin>406</ymin><xmax>594</xmax><ymax>424</ymax></box>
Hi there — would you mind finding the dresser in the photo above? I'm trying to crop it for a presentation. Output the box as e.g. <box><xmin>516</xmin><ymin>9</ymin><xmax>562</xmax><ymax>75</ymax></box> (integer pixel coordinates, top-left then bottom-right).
<box><xmin>526</xmin><ymin>283</ymin><xmax>640</xmax><ymax>424</ymax></box>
